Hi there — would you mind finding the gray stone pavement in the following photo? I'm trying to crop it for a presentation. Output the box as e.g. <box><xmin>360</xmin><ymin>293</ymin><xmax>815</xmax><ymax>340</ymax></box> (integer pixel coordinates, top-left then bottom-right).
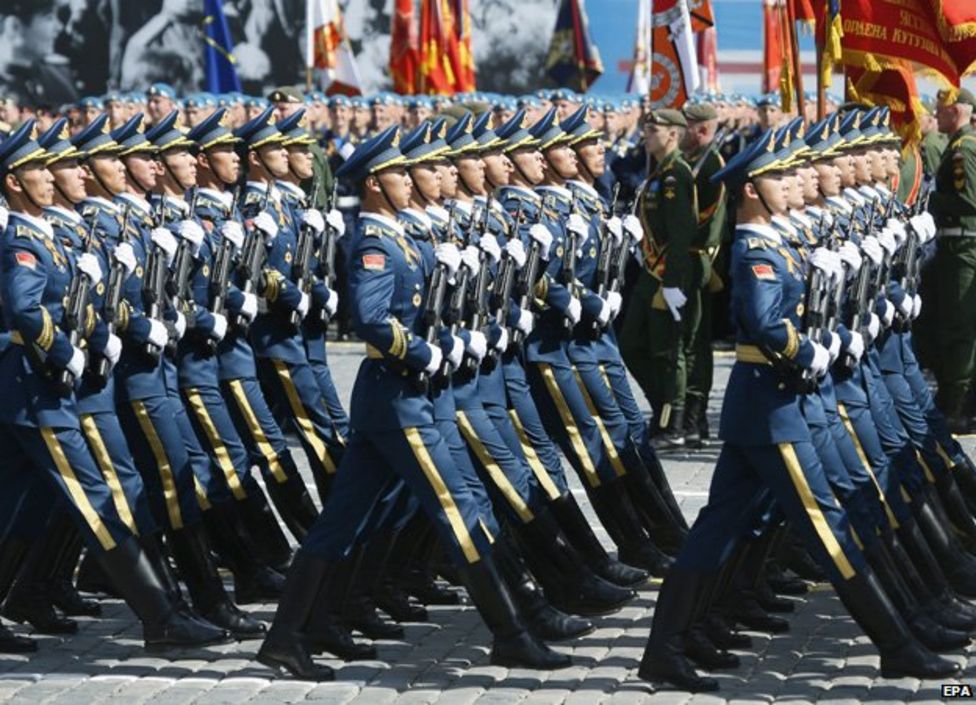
<box><xmin>1</xmin><ymin>345</ymin><xmax>973</xmax><ymax>704</ymax></box>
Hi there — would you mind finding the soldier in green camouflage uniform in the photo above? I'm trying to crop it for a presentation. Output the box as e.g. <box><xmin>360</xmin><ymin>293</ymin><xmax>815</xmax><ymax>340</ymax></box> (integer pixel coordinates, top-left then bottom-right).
<box><xmin>619</xmin><ymin>109</ymin><xmax>698</xmax><ymax>448</ymax></box>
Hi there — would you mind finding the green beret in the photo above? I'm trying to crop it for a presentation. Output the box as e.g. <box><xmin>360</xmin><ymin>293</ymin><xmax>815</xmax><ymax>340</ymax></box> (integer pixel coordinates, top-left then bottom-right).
<box><xmin>645</xmin><ymin>109</ymin><xmax>687</xmax><ymax>128</ymax></box>
<box><xmin>267</xmin><ymin>86</ymin><xmax>304</xmax><ymax>104</ymax></box>
<box><xmin>948</xmin><ymin>88</ymin><xmax>976</xmax><ymax>107</ymax></box>
<box><xmin>683</xmin><ymin>103</ymin><xmax>718</xmax><ymax>122</ymax></box>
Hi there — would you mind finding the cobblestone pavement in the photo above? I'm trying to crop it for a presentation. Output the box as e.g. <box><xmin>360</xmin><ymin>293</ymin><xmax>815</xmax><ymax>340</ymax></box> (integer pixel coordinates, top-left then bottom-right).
<box><xmin>1</xmin><ymin>346</ymin><xmax>973</xmax><ymax>704</ymax></box>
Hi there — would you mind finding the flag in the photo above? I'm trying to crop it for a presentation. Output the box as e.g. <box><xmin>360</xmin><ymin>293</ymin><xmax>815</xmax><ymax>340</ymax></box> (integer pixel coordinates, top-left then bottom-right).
<box><xmin>697</xmin><ymin>25</ymin><xmax>719</xmax><ymax>92</ymax></box>
<box><xmin>816</xmin><ymin>0</ymin><xmax>842</xmax><ymax>89</ymax></box>
<box><xmin>779</xmin><ymin>0</ymin><xmax>798</xmax><ymax>111</ymax></box>
<box><xmin>453</xmin><ymin>0</ymin><xmax>476</xmax><ymax>91</ymax></box>
<box><xmin>649</xmin><ymin>0</ymin><xmax>699</xmax><ymax>108</ymax></box>
<box><xmin>418</xmin><ymin>0</ymin><xmax>456</xmax><ymax>94</ymax></box>
<box><xmin>762</xmin><ymin>0</ymin><xmax>783</xmax><ymax>94</ymax></box>
<box><xmin>931</xmin><ymin>0</ymin><xmax>976</xmax><ymax>82</ymax></box>
<box><xmin>306</xmin><ymin>0</ymin><xmax>363</xmax><ymax>95</ymax></box>
<box><xmin>628</xmin><ymin>0</ymin><xmax>652</xmax><ymax>94</ymax></box>
<box><xmin>202</xmin><ymin>0</ymin><xmax>241</xmax><ymax>93</ymax></box>
<box><xmin>791</xmin><ymin>0</ymin><xmax>816</xmax><ymax>28</ymax></box>
<box><xmin>437</xmin><ymin>0</ymin><xmax>466</xmax><ymax>93</ymax></box>
<box><xmin>545</xmin><ymin>0</ymin><xmax>604</xmax><ymax>92</ymax></box>
<box><xmin>687</xmin><ymin>0</ymin><xmax>714</xmax><ymax>33</ymax></box>
<box><xmin>390</xmin><ymin>0</ymin><xmax>419</xmax><ymax>94</ymax></box>
<box><xmin>847</xmin><ymin>62</ymin><xmax>923</xmax><ymax>145</ymax></box>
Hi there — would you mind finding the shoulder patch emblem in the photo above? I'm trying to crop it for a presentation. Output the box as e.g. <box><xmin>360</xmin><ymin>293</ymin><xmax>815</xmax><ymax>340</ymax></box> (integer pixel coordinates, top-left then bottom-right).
<box><xmin>362</xmin><ymin>253</ymin><xmax>385</xmax><ymax>271</ymax></box>
<box><xmin>752</xmin><ymin>263</ymin><xmax>776</xmax><ymax>280</ymax></box>
<box><xmin>14</xmin><ymin>251</ymin><xmax>36</xmax><ymax>269</ymax></box>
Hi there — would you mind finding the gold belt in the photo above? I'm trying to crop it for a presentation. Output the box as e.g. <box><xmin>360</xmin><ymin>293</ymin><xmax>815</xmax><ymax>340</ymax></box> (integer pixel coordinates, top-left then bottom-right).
<box><xmin>735</xmin><ymin>344</ymin><xmax>772</xmax><ymax>365</ymax></box>
<box><xmin>365</xmin><ymin>343</ymin><xmax>383</xmax><ymax>359</ymax></box>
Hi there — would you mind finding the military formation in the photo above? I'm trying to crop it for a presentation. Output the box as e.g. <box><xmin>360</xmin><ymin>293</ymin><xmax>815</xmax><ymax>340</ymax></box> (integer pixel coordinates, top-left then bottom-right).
<box><xmin>1</xmin><ymin>78</ymin><xmax>976</xmax><ymax>692</ymax></box>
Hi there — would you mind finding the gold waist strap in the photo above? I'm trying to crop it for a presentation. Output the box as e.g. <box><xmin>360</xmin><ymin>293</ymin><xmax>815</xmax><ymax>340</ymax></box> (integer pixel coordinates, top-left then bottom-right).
<box><xmin>735</xmin><ymin>344</ymin><xmax>773</xmax><ymax>365</ymax></box>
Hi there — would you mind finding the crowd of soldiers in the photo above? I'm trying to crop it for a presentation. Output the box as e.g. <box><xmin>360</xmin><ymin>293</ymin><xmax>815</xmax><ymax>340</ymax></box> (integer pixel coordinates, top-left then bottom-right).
<box><xmin>1</xmin><ymin>77</ymin><xmax>976</xmax><ymax>692</ymax></box>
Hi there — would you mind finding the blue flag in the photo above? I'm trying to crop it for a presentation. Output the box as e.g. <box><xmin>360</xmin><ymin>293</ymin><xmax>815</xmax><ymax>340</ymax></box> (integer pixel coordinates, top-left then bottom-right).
<box><xmin>544</xmin><ymin>0</ymin><xmax>604</xmax><ymax>92</ymax></box>
<box><xmin>202</xmin><ymin>0</ymin><xmax>241</xmax><ymax>92</ymax></box>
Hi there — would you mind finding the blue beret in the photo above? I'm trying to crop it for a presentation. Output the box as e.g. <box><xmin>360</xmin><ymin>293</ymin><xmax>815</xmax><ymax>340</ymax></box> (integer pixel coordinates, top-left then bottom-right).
<box><xmin>147</xmin><ymin>83</ymin><xmax>177</xmax><ymax>100</ymax></box>
<box><xmin>77</xmin><ymin>96</ymin><xmax>103</xmax><ymax>110</ymax></box>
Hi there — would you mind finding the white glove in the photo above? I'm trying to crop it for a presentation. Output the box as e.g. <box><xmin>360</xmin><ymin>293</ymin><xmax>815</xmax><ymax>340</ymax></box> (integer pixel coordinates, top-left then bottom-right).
<box><xmin>826</xmin><ymin>332</ymin><xmax>841</xmax><ymax>364</ymax></box>
<box><xmin>424</xmin><ymin>342</ymin><xmax>443</xmax><ymax>374</ymax></box>
<box><xmin>606</xmin><ymin>216</ymin><xmax>623</xmax><ymax>245</ymax></box>
<box><xmin>479</xmin><ymin>234</ymin><xmax>501</xmax><ymax>264</ymax></box>
<box><xmin>447</xmin><ymin>335</ymin><xmax>464</xmax><ymax>370</ymax></box>
<box><xmin>566</xmin><ymin>213</ymin><xmax>588</xmax><ymax>237</ymax></box>
<box><xmin>896</xmin><ymin>295</ymin><xmax>913</xmax><ymax>318</ymax></box>
<box><xmin>147</xmin><ymin>319</ymin><xmax>168</xmax><ymax>348</ymax></box>
<box><xmin>846</xmin><ymin>330</ymin><xmax>865</xmax><ymax>362</ymax></box>
<box><xmin>515</xmin><ymin>307</ymin><xmax>534</xmax><ymax>335</ymax></box>
<box><xmin>296</xmin><ymin>292</ymin><xmax>310</xmax><ymax>319</ymax></box>
<box><xmin>434</xmin><ymin>242</ymin><xmax>461</xmax><ymax>279</ymax></box>
<box><xmin>325</xmin><ymin>209</ymin><xmax>346</xmax><ymax>237</ymax></box>
<box><xmin>112</xmin><ymin>242</ymin><xmax>137</xmax><ymax>278</ymax></box>
<box><xmin>877</xmin><ymin>228</ymin><xmax>897</xmax><ymax>256</ymax></box>
<box><xmin>301</xmin><ymin>209</ymin><xmax>325</xmax><ymax>235</ymax></box>
<box><xmin>150</xmin><ymin>227</ymin><xmax>178</xmax><ymax>265</ymax></box>
<box><xmin>324</xmin><ymin>288</ymin><xmax>339</xmax><ymax>317</ymax></box>
<box><xmin>861</xmin><ymin>236</ymin><xmax>883</xmax><ymax>266</ymax></box>
<box><xmin>662</xmin><ymin>287</ymin><xmax>687</xmax><ymax>322</ymax></box>
<box><xmin>809</xmin><ymin>247</ymin><xmax>839</xmax><ymax>278</ymax></box>
<box><xmin>596</xmin><ymin>298</ymin><xmax>612</xmax><ymax>326</ymax></box>
<box><xmin>908</xmin><ymin>214</ymin><xmax>931</xmax><ymax>243</ymax></box>
<box><xmin>104</xmin><ymin>333</ymin><xmax>122</xmax><ymax>367</ymax></box>
<box><xmin>886</xmin><ymin>218</ymin><xmax>907</xmax><ymax>245</ymax></box>
<box><xmin>240</xmin><ymin>292</ymin><xmax>258</xmax><ymax>321</ymax></box>
<box><xmin>919</xmin><ymin>212</ymin><xmax>936</xmax><ymax>240</ymax></box>
<box><xmin>0</xmin><ymin>206</ymin><xmax>8</xmax><ymax>232</ymax></box>
<box><xmin>76</xmin><ymin>252</ymin><xmax>103</xmax><ymax>283</ymax></box>
<box><xmin>809</xmin><ymin>341</ymin><xmax>830</xmax><ymax>376</ymax></box>
<box><xmin>622</xmin><ymin>214</ymin><xmax>642</xmax><ymax>244</ymax></box>
<box><xmin>912</xmin><ymin>294</ymin><xmax>922</xmax><ymax>319</ymax></box>
<box><xmin>565</xmin><ymin>297</ymin><xmax>582</xmax><ymax>325</ymax></box>
<box><xmin>172</xmin><ymin>311</ymin><xmax>186</xmax><ymax>341</ymax></box>
<box><xmin>210</xmin><ymin>313</ymin><xmax>227</xmax><ymax>341</ymax></box>
<box><xmin>66</xmin><ymin>345</ymin><xmax>86</xmax><ymax>380</ymax></box>
<box><xmin>607</xmin><ymin>290</ymin><xmax>623</xmax><ymax>318</ymax></box>
<box><xmin>460</xmin><ymin>246</ymin><xmax>481</xmax><ymax>277</ymax></box>
<box><xmin>528</xmin><ymin>224</ymin><xmax>553</xmax><ymax>251</ymax></box>
<box><xmin>879</xmin><ymin>298</ymin><xmax>895</xmax><ymax>328</ymax></box>
<box><xmin>466</xmin><ymin>331</ymin><xmax>487</xmax><ymax>362</ymax></box>
<box><xmin>866</xmin><ymin>312</ymin><xmax>881</xmax><ymax>343</ymax></box>
<box><xmin>178</xmin><ymin>220</ymin><xmax>205</xmax><ymax>256</ymax></box>
<box><xmin>253</xmin><ymin>211</ymin><xmax>279</xmax><ymax>242</ymax></box>
<box><xmin>837</xmin><ymin>241</ymin><xmax>862</xmax><ymax>275</ymax></box>
<box><xmin>493</xmin><ymin>327</ymin><xmax>509</xmax><ymax>353</ymax></box>
<box><xmin>504</xmin><ymin>239</ymin><xmax>526</xmax><ymax>267</ymax></box>
<box><xmin>220</xmin><ymin>221</ymin><xmax>244</xmax><ymax>250</ymax></box>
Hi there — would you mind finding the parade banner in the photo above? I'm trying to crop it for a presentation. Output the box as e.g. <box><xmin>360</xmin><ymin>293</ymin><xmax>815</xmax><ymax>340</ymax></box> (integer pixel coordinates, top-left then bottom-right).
<box><xmin>203</xmin><ymin>0</ymin><xmax>241</xmax><ymax>92</ymax></box>
<box><xmin>628</xmin><ymin>0</ymin><xmax>653</xmax><ymax>94</ymax></box>
<box><xmin>649</xmin><ymin>0</ymin><xmax>699</xmax><ymax>108</ymax></box>
<box><xmin>545</xmin><ymin>0</ymin><xmax>604</xmax><ymax>92</ymax></box>
<box><xmin>390</xmin><ymin>0</ymin><xmax>420</xmax><ymax>95</ymax></box>
<box><xmin>763</xmin><ymin>0</ymin><xmax>784</xmax><ymax>94</ymax></box>
<box><xmin>307</xmin><ymin>0</ymin><xmax>363</xmax><ymax>95</ymax></box>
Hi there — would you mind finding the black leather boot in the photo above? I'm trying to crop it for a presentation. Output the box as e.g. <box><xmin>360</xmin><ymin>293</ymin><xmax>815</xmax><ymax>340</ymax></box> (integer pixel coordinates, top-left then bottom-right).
<box><xmin>0</xmin><ymin>622</ymin><xmax>36</xmax><ymax>653</ymax></box>
<box><xmin>262</xmin><ymin>454</ymin><xmax>320</xmax><ymax>542</ymax></box>
<box><xmin>95</xmin><ymin>537</ymin><xmax>230</xmax><ymax>650</ymax></box>
<box><xmin>640</xmin><ymin>448</ymin><xmax>690</xmax><ymax>530</ymax></box>
<box><xmin>2</xmin><ymin>522</ymin><xmax>78</xmax><ymax>634</ymax></box>
<box><xmin>621</xmin><ymin>460</ymin><xmax>688</xmax><ymax>555</ymax></box>
<box><xmin>203</xmin><ymin>502</ymin><xmax>285</xmax><ymax>604</ymax></box>
<box><xmin>237</xmin><ymin>490</ymin><xmax>294</xmax><ymax>572</ymax></box>
<box><xmin>934</xmin><ymin>473</ymin><xmax>976</xmax><ymax>546</ymax></box>
<box><xmin>515</xmin><ymin>510</ymin><xmax>635</xmax><ymax>616</ymax></box>
<box><xmin>371</xmin><ymin>529</ymin><xmax>428</xmax><ymax>623</ymax></box>
<box><xmin>304</xmin><ymin>554</ymin><xmax>377</xmax><ymax>661</ymax></box>
<box><xmin>0</xmin><ymin>540</ymin><xmax>37</xmax><ymax>652</ymax></box>
<box><xmin>589</xmin><ymin>479</ymin><xmax>674</xmax><ymax>576</ymax></box>
<box><xmin>548</xmin><ymin>491</ymin><xmax>648</xmax><ymax>587</ymax></box>
<box><xmin>257</xmin><ymin>550</ymin><xmax>335</xmax><ymax>680</ymax></box>
<box><xmin>953</xmin><ymin>455</ymin><xmax>976</xmax><ymax>515</ymax></box>
<box><xmin>833</xmin><ymin>569</ymin><xmax>960</xmax><ymax>678</ymax></box>
<box><xmin>777</xmin><ymin>530</ymin><xmax>825</xmax><ymax>581</ymax></box>
<box><xmin>913</xmin><ymin>493</ymin><xmax>976</xmax><ymax>597</ymax></box>
<box><xmin>865</xmin><ymin>541</ymin><xmax>971</xmax><ymax>652</ymax></box>
<box><xmin>44</xmin><ymin>520</ymin><xmax>100</xmax><ymax>617</ymax></box>
<box><xmin>340</xmin><ymin>543</ymin><xmax>404</xmax><ymax>640</ymax></box>
<box><xmin>637</xmin><ymin>568</ymin><xmax>719</xmax><ymax>692</ymax></box>
<box><xmin>720</xmin><ymin>533</ymin><xmax>791</xmax><ymax>632</ymax></box>
<box><xmin>684</xmin><ymin>623</ymin><xmax>741</xmax><ymax>670</ymax></box>
<box><xmin>166</xmin><ymin>523</ymin><xmax>266</xmax><ymax>639</ymax></box>
<box><xmin>76</xmin><ymin>549</ymin><xmax>120</xmax><ymax>597</ymax></box>
<box><xmin>457</xmin><ymin>554</ymin><xmax>571</xmax><ymax>669</ymax></box>
<box><xmin>650</xmin><ymin>406</ymin><xmax>686</xmax><ymax>451</ymax></box>
<box><xmin>702</xmin><ymin>613</ymin><xmax>752</xmax><ymax>650</ymax></box>
<box><xmin>388</xmin><ymin>515</ymin><xmax>462</xmax><ymax>606</ymax></box>
<box><xmin>682</xmin><ymin>396</ymin><xmax>704</xmax><ymax>449</ymax></box>
<box><xmin>493</xmin><ymin>531</ymin><xmax>593</xmax><ymax>642</ymax></box>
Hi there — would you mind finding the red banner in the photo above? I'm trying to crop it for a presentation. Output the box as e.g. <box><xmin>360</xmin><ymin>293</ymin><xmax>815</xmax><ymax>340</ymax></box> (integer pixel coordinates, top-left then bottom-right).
<box><xmin>688</xmin><ymin>0</ymin><xmax>715</xmax><ymax>33</ymax></box>
<box><xmin>763</xmin><ymin>0</ymin><xmax>784</xmax><ymax>94</ymax></box>
<box><xmin>390</xmin><ymin>0</ymin><xmax>419</xmax><ymax>94</ymax></box>
<box><xmin>453</xmin><ymin>0</ymin><xmax>477</xmax><ymax>92</ymax></box>
<box><xmin>847</xmin><ymin>62</ymin><xmax>923</xmax><ymax>144</ymax></box>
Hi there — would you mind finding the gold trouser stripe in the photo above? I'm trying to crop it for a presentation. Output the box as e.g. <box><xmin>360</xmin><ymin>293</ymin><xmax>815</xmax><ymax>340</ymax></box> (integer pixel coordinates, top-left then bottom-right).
<box><xmin>837</xmin><ymin>403</ymin><xmax>900</xmax><ymax>529</ymax></box>
<box><xmin>80</xmin><ymin>415</ymin><xmax>138</xmax><ymax>536</ymax></box>
<box><xmin>508</xmin><ymin>410</ymin><xmax>561</xmax><ymax>500</ymax></box>
<box><xmin>228</xmin><ymin>380</ymin><xmax>288</xmax><ymax>484</ymax></box>
<box><xmin>479</xmin><ymin>518</ymin><xmax>496</xmax><ymax>544</ymax></box>
<box><xmin>194</xmin><ymin>476</ymin><xmax>212</xmax><ymax>511</ymax></box>
<box><xmin>850</xmin><ymin>526</ymin><xmax>864</xmax><ymax>551</ymax></box>
<box><xmin>598</xmin><ymin>364</ymin><xmax>615</xmax><ymax>394</ymax></box>
<box><xmin>40</xmin><ymin>427</ymin><xmax>117</xmax><ymax>551</ymax></box>
<box><xmin>457</xmin><ymin>411</ymin><xmax>534</xmax><ymax>523</ymax></box>
<box><xmin>936</xmin><ymin>442</ymin><xmax>955</xmax><ymax>472</ymax></box>
<box><xmin>573</xmin><ymin>368</ymin><xmax>627</xmax><ymax>478</ymax></box>
<box><xmin>915</xmin><ymin>450</ymin><xmax>937</xmax><ymax>484</ymax></box>
<box><xmin>132</xmin><ymin>400</ymin><xmax>184</xmax><ymax>530</ymax></box>
<box><xmin>537</xmin><ymin>363</ymin><xmax>601</xmax><ymax>488</ymax></box>
<box><xmin>185</xmin><ymin>388</ymin><xmax>247</xmax><ymax>501</ymax></box>
<box><xmin>272</xmin><ymin>360</ymin><xmax>336</xmax><ymax>474</ymax></box>
<box><xmin>778</xmin><ymin>442</ymin><xmax>857</xmax><ymax>580</ymax></box>
<box><xmin>404</xmin><ymin>426</ymin><xmax>480</xmax><ymax>564</ymax></box>
<box><xmin>901</xmin><ymin>486</ymin><xmax>913</xmax><ymax>504</ymax></box>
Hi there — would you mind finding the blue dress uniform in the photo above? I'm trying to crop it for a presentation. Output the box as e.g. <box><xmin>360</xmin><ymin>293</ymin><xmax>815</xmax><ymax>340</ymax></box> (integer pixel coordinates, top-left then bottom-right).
<box><xmin>236</xmin><ymin>108</ymin><xmax>344</xmax><ymax>501</ymax></box>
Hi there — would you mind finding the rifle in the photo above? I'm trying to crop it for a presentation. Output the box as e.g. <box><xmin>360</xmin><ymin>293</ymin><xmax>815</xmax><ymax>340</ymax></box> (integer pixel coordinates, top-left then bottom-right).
<box><xmin>166</xmin><ymin>188</ymin><xmax>205</xmax><ymax>354</ymax></box>
<box><xmin>840</xmin><ymin>198</ymin><xmax>879</xmax><ymax>373</ymax></box>
<box><xmin>92</xmin><ymin>205</ymin><xmax>131</xmax><ymax>387</ymax></box>
<box><xmin>461</xmin><ymin>201</ymin><xmax>493</xmax><ymax>376</ymax></box>
<box><xmin>289</xmin><ymin>172</ymin><xmax>323</xmax><ymax>329</ymax></box>
<box><xmin>316</xmin><ymin>178</ymin><xmax>341</xmax><ymax>324</ymax></box>
<box><xmin>512</xmin><ymin>194</ymin><xmax>552</xmax><ymax>347</ymax></box>
<box><xmin>488</xmin><ymin>201</ymin><xmax>524</xmax><ymax>357</ymax></box>
<box><xmin>57</xmin><ymin>212</ymin><xmax>99</xmax><ymax>394</ymax></box>
<box><xmin>209</xmin><ymin>185</ymin><xmax>240</xmax><ymax>323</ymax></box>
<box><xmin>437</xmin><ymin>258</ymin><xmax>471</xmax><ymax>383</ymax></box>
<box><xmin>798</xmin><ymin>257</ymin><xmax>830</xmax><ymax>393</ymax></box>
<box><xmin>413</xmin><ymin>250</ymin><xmax>451</xmax><ymax>393</ymax></box>
<box><xmin>233</xmin><ymin>183</ymin><xmax>274</xmax><ymax>333</ymax></box>
<box><xmin>141</xmin><ymin>196</ymin><xmax>169</xmax><ymax>362</ymax></box>
<box><xmin>559</xmin><ymin>193</ymin><xmax>581</xmax><ymax>337</ymax></box>
<box><xmin>589</xmin><ymin>183</ymin><xmax>621</xmax><ymax>339</ymax></box>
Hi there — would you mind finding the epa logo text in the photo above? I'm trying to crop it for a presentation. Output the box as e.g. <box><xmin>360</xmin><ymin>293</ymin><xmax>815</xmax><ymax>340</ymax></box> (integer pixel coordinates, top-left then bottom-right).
<box><xmin>943</xmin><ymin>684</ymin><xmax>974</xmax><ymax>698</ymax></box>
